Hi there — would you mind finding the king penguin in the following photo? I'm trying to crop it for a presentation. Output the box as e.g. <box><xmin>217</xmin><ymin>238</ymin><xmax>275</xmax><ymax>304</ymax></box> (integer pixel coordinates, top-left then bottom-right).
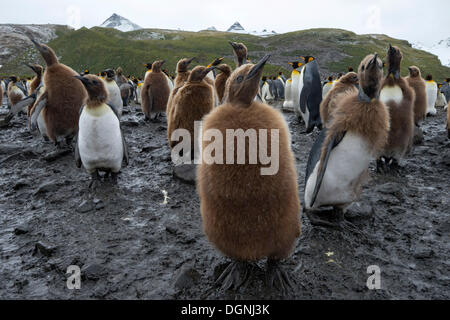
<box><xmin>322</xmin><ymin>76</ymin><xmax>334</xmax><ymax>99</ymax></box>
<box><xmin>304</xmin><ymin>54</ymin><xmax>389</xmax><ymax>226</ymax></box>
<box><xmin>7</xmin><ymin>76</ymin><xmax>26</xmax><ymax>110</ymax></box>
<box><xmin>28</xmin><ymin>39</ymin><xmax>87</xmax><ymax>146</ymax></box>
<box><xmin>101</xmin><ymin>69</ymin><xmax>123</xmax><ymax>117</ymax></box>
<box><xmin>289</xmin><ymin>61</ymin><xmax>304</xmax><ymax>118</ymax></box>
<box><xmin>406</xmin><ymin>66</ymin><xmax>427</xmax><ymax>125</ymax></box>
<box><xmin>261</xmin><ymin>76</ymin><xmax>273</xmax><ymax>103</ymax></box>
<box><xmin>425</xmin><ymin>75</ymin><xmax>438</xmax><ymax>116</ymax></box>
<box><xmin>282</xmin><ymin>78</ymin><xmax>293</xmax><ymax>110</ymax></box>
<box><xmin>197</xmin><ymin>55</ymin><xmax>301</xmax><ymax>291</ymax></box>
<box><xmin>296</xmin><ymin>56</ymin><xmax>323</xmax><ymax>132</ymax></box>
<box><xmin>214</xmin><ymin>64</ymin><xmax>232</xmax><ymax>103</ymax></box>
<box><xmin>377</xmin><ymin>45</ymin><xmax>414</xmax><ymax>172</ymax></box>
<box><xmin>141</xmin><ymin>60</ymin><xmax>170</xmax><ymax>121</ymax></box>
<box><xmin>436</xmin><ymin>84</ymin><xmax>447</xmax><ymax>108</ymax></box>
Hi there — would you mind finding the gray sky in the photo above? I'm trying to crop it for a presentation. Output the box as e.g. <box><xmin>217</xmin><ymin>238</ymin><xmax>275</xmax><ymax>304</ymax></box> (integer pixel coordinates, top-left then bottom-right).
<box><xmin>1</xmin><ymin>0</ymin><xmax>448</xmax><ymax>45</ymax></box>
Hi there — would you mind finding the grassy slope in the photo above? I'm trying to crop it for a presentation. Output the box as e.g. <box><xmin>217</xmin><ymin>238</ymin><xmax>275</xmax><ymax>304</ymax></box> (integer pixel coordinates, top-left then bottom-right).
<box><xmin>6</xmin><ymin>27</ymin><xmax>450</xmax><ymax>82</ymax></box>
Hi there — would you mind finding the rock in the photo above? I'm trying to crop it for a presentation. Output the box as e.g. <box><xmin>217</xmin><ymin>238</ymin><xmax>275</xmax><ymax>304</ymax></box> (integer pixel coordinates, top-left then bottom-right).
<box><xmin>43</xmin><ymin>149</ymin><xmax>72</xmax><ymax>162</ymax></box>
<box><xmin>413</xmin><ymin>247</ymin><xmax>434</xmax><ymax>259</ymax></box>
<box><xmin>122</xmin><ymin>120</ymin><xmax>139</xmax><ymax>127</ymax></box>
<box><xmin>13</xmin><ymin>180</ymin><xmax>29</xmax><ymax>190</ymax></box>
<box><xmin>35</xmin><ymin>241</ymin><xmax>57</xmax><ymax>257</ymax></box>
<box><xmin>174</xmin><ymin>264</ymin><xmax>200</xmax><ymax>290</ymax></box>
<box><xmin>141</xmin><ymin>145</ymin><xmax>161</xmax><ymax>153</ymax></box>
<box><xmin>173</xmin><ymin>164</ymin><xmax>197</xmax><ymax>185</ymax></box>
<box><xmin>34</xmin><ymin>181</ymin><xmax>59</xmax><ymax>195</ymax></box>
<box><xmin>346</xmin><ymin>203</ymin><xmax>373</xmax><ymax>219</ymax></box>
<box><xmin>14</xmin><ymin>224</ymin><xmax>29</xmax><ymax>235</ymax></box>
<box><xmin>77</xmin><ymin>200</ymin><xmax>94</xmax><ymax>213</ymax></box>
<box><xmin>81</xmin><ymin>263</ymin><xmax>109</xmax><ymax>280</ymax></box>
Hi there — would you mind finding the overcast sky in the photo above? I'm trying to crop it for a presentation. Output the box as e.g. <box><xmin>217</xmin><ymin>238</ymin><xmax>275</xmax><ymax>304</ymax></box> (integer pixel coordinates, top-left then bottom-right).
<box><xmin>1</xmin><ymin>0</ymin><xmax>448</xmax><ymax>45</ymax></box>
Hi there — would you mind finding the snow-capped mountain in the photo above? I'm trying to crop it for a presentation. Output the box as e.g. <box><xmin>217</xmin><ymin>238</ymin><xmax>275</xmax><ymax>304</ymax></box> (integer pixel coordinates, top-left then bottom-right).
<box><xmin>99</xmin><ymin>14</ymin><xmax>142</xmax><ymax>32</ymax></box>
<box><xmin>205</xmin><ymin>26</ymin><xmax>217</xmax><ymax>31</ymax></box>
<box><xmin>412</xmin><ymin>38</ymin><xmax>450</xmax><ymax>67</ymax></box>
<box><xmin>225</xmin><ymin>22</ymin><xmax>277</xmax><ymax>37</ymax></box>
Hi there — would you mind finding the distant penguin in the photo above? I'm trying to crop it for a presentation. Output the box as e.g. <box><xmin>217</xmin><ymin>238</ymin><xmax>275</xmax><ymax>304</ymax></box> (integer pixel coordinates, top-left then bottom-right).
<box><xmin>197</xmin><ymin>55</ymin><xmax>300</xmax><ymax>291</ymax></box>
<box><xmin>28</xmin><ymin>83</ymin><xmax>48</xmax><ymax>140</ymax></box>
<box><xmin>378</xmin><ymin>45</ymin><xmax>414</xmax><ymax>172</ymax></box>
<box><xmin>436</xmin><ymin>85</ymin><xmax>447</xmax><ymax>107</ymax></box>
<box><xmin>289</xmin><ymin>61</ymin><xmax>304</xmax><ymax>119</ymax></box>
<box><xmin>282</xmin><ymin>78</ymin><xmax>293</xmax><ymax>110</ymax></box>
<box><xmin>167</xmin><ymin>65</ymin><xmax>214</xmax><ymax>155</ymax></box>
<box><xmin>167</xmin><ymin>57</ymin><xmax>195</xmax><ymax>122</ymax></box>
<box><xmin>425</xmin><ymin>75</ymin><xmax>438</xmax><ymax>116</ymax></box>
<box><xmin>295</xmin><ymin>56</ymin><xmax>323</xmax><ymax>133</ymax></box>
<box><xmin>304</xmin><ymin>53</ymin><xmax>389</xmax><ymax>216</ymax></box>
<box><xmin>101</xmin><ymin>69</ymin><xmax>123</xmax><ymax>117</ymax></box>
<box><xmin>261</xmin><ymin>76</ymin><xmax>273</xmax><ymax>103</ymax></box>
<box><xmin>320</xmin><ymin>72</ymin><xmax>358</xmax><ymax>125</ymax></box>
<box><xmin>274</xmin><ymin>75</ymin><xmax>285</xmax><ymax>100</ymax></box>
<box><xmin>406</xmin><ymin>66</ymin><xmax>427</xmax><ymax>125</ymax></box>
<box><xmin>278</xmin><ymin>71</ymin><xmax>286</xmax><ymax>83</ymax></box>
<box><xmin>27</xmin><ymin>64</ymin><xmax>43</xmax><ymax>95</ymax></box>
<box><xmin>214</xmin><ymin>64</ymin><xmax>232</xmax><ymax>103</ymax></box>
<box><xmin>144</xmin><ymin>63</ymin><xmax>153</xmax><ymax>80</ymax></box>
<box><xmin>7</xmin><ymin>76</ymin><xmax>26</xmax><ymax>109</ymax></box>
<box><xmin>322</xmin><ymin>76</ymin><xmax>334</xmax><ymax>99</ymax></box>
<box><xmin>141</xmin><ymin>60</ymin><xmax>170</xmax><ymax>121</ymax></box>
<box><xmin>206</xmin><ymin>57</ymin><xmax>224</xmax><ymax>81</ymax></box>
<box><xmin>29</xmin><ymin>39</ymin><xmax>87</xmax><ymax>145</ymax></box>
<box><xmin>229</xmin><ymin>41</ymin><xmax>248</xmax><ymax>67</ymax></box>
<box><xmin>440</xmin><ymin>78</ymin><xmax>450</xmax><ymax>102</ymax></box>
<box><xmin>203</xmin><ymin>57</ymin><xmax>222</xmax><ymax>106</ymax></box>
<box><xmin>163</xmin><ymin>69</ymin><xmax>174</xmax><ymax>93</ymax></box>
<box><xmin>135</xmin><ymin>78</ymin><xmax>144</xmax><ymax>104</ymax></box>
<box><xmin>74</xmin><ymin>74</ymin><xmax>128</xmax><ymax>187</ymax></box>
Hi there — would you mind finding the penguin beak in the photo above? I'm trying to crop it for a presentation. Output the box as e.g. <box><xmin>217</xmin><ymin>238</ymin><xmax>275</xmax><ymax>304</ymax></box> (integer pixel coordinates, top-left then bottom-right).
<box><xmin>202</xmin><ymin>66</ymin><xmax>215</xmax><ymax>78</ymax></box>
<box><xmin>229</xmin><ymin>41</ymin><xmax>239</xmax><ymax>50</ymax></box>
<box><xmin>74</xmin><ymin>75</ymin><xmax>90</xmax><ymax>87</ymax></box>
<box><xmin>160</xmin><ymin>60</ymin><xmax>166</xmax><ymax>66</ymax></box>
<box><xmin>25</xmin><ymin>63</ymin><xmax>36</xmax><ymax>73</ymax></box>
<box><xmin>30</xmin><ymin>39</ymin><xmax>46</xmax><ymax>53</ymax></box>
<box><xmin>246</xmin><ymin>54</ymin><xmax>270</xmax><ymax>80</ymax></box>
<box><xmin>187</xmin><ymin>57</ymin><xmax>195</xmax><ymax>64</ymax></box>
<box><xmin>368</xmin><ymin>53</ymin><xmax>378</xmax><ymax>69</ymax></box>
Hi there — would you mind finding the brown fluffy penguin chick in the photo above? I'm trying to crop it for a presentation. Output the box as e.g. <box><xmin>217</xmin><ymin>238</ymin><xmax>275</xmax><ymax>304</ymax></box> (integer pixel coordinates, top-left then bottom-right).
<box><xmin>378</xmin><ymin>45</ymin><xmax>415</xmax><ymax>172</ymax></box>
<box><xmin>166</xmin><ymin>57</ymin><xmax>195</xmax><ymax>119</ymax></box>
<box><xmin>7</xmin><ymin>76</ymin><xmax>25</xmax><ymax>107</ymax></box>
<box><xmin>320</xmin><ymin>72</ymin><xmax>359</xmax><ymax>125</ymax></box>
<box><xmin>214</xmin><ymin>64</ymin><xmax>232</xmax><ymax>103</ymax></box>
<box><xmin>304</xmin><ymin>54</ymin><xmax>389</xmax><ymax>216</ymax></box>
<box><xmin>229</xmin><ymin>41</ymin><xmax>248</xmax><ymax>67</ymax></box>
<box><xmin>29</xmin><ymin>39</ymin><xmax>87</xmax><ymax>145</ymax></box>
<box><xmin>406</xmin><ymin>66</ymin><xmax>427</xmax><ymax>124</ymax></box>
<box><xmin>168</xmin><ymin>66</ymin><xmax>214</xmax><ymax>153</ymax></box>
<box><xmin>27</xmin><ymin>64</ymin><xmax>43</xmax><ymax>95</ymax></box>
<box><xmin>141</xmin><ymin>60</ymin><xmax>170</xmax><ymax>121</ymax></box>
<box><xmin>197</xmin><ymin>55</ymin><xmax>301</xmax><ymax>292</ymax></box>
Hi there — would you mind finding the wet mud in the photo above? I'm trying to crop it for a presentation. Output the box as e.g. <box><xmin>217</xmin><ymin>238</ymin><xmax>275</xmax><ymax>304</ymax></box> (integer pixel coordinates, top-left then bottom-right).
<box><xmin>0</xmin><ymin>100</ymin><xmax>449</xmax><ymax>299</ymax></box>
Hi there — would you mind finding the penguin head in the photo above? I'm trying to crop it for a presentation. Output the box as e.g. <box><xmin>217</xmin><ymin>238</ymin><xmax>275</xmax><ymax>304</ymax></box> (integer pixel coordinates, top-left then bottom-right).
<box><xmin>348</xmin><ymin>66</ymin><xmax>354</xmax><ymax>72</ymax></box>
<box><xmin>262</xmin><ymin>76</ymin><xmax>267</xmax><ymax>82</ymax></box>
<box><xmin>327</xmin><ymin>76</ymin><xmax>333</xmax><ymax>82</ymax></box>
<box><xmin>103</xmin><ymin>69</ymin><xmax>116</xmax><ymax>80</ymax></box>
<box><xmin>300</xmin><ymin>56</ymin><xmax>315</xmax><ymax>64</ymax></box>
<box><xmin>446</xmin><ymin>78</ymin><xmax>450</xmax><ymax>83</ymax></box>
<box><xmin>340</xmin><ymin>72</ymin><xmax>359</xmax><ymax>85</ymax></box>
<box><xmin>8</xmin><ymin>76</ymin><xmax>18</xmax><ymax>83</ymax></box>
<box><xmin>358</xmin><ymin>53</ymin><xmax>383</xmax><ymax>99</ymax></box>
<box><xmin>151</xmin><ymin>60</ymin><xmax>165</xmax><ymax>72</ymax></box>
<box><xmin>425</xmin><ymin>74</ymin><xmax>433</xmax><ymax>81</ymax></box>
<box><xmin>187</xmin><ymin>66</ymin><xmax>215</xmax><ymax>83</ymax></box>
<box><xmin>229</xmin><ymin>41</ymin><xmax>248</xmax><ymax>66</ymax></box>
<box><xmin>144</xmin><ymin>63</ymin><xmax>153</xmax><ymax>71</ymax></box>
<box><xmin>225</xmin><ymin>54</ymin><xmax>270</xmax><ymax>106</ymax></box>
<box><xmin>83</xmin><ymin>69</ymin><xmax>90</xmax><ymax>75</ymax></box>
<box><xmin>288</xmin><ymin>61</ymin><xmax>303</xmax><ymax>70</ymax></box>
<box><xmin>177</xmin><ymin>57</ymin><xmax>195</xmax><ymax>73</ymax></box>
<box><xmin>116</xmin><ymin>67</ymin><xmax>123</xmax><ymax>75</ymax></box>
<box><xmin>30</xmin><ymin>39</ymin><xmax>58</xmax><ymax>66</ymax></box>
<box><xmin>215</xmin><ymin>64</ymin><xmax>232</xmax><ymax>75</ymax></box>
<box><xmin>386</xmin><ymin>44</ymin><xmax>402</xmax><ymax>79</ymax></box>
<box><xmin>74</xmin><ymin>74</ymin><xmax>108</xmax><ymax>106</ymax></box>
<box><xmin>26</xmin><ymin>63</ymin><xmax>43</xmax><ymax>76</ymax></box>
<box><xmin>407</xmin><ymin>66</ymin><xmax>421</xmax><ymax>78</ymax></box>
<box><xmin>207</xmin><ymin>57</ymin><xmax>224</xmax><ymax>68</ymax></box>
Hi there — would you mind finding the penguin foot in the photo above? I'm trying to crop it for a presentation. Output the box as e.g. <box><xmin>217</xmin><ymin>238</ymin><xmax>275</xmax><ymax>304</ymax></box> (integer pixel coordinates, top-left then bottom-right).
<box><xmin>110</xmin><ymin>172</ymin><xmax>118</xmax><ymax>184</ymax></box>
<box><xmin>215</xmin><ymin>261</ymin><xmax>251</xmax><ymax>291</ymax></box>
<box><xmin>265</xmin><ymin>259</ymin><xmax>294</xmax><ymax>294</ymax></box>
<box><xmin>305</xmin><ymin>209</ymin><xmax>340</xmax><ymax>229</ymax></box>
<box><xmin>88</xmin><ymin>171</ymin><xmax>102</xmax><ymax>189</ymax></box>
<box><xmin>377</xmin><ymin>157</ymin><xmax>401</xmax><ymax>175</ymax></box>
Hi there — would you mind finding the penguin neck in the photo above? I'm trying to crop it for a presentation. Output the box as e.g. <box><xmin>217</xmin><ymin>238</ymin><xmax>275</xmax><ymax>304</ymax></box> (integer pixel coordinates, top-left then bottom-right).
<box><xmin>86</xmin><ymin>97</ymin><xmax>107</xmax><ymax>109</ymax></box>
<box><xmin>358</xmin><ymin>86</ymin><xmax>377</xmax><ymax>102</ymax></box>
<box><xmin>43</xmin><ymin>51</ymin><xmax>58</xmax><ymax>67</ymax></box>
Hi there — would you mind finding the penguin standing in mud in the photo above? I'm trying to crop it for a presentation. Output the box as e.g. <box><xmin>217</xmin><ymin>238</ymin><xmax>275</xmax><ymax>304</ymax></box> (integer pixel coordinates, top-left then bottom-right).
<box><xmin>74</xmin><ymin>74</ymin><xmax>128</xmax><ymax>188</ymax></box>
<box><xmin>289</xmin><ymin>61</ymin><xmax>304</xmax><ymax>117</ymax></box>
<box><xmin>440</xmin><ymin>78</ymin><xmax>450</xmax><ymax>102</ymax></box>
<box><xmin>274</xmin><ymin>74</ymin><xmax>285</xmax><ymax>100</ymax></box>
<box><xmin>7</xmin><ymin>76</ymin><xmax>26</xmax><ymax>109</ymax></box>
<box><xmin>320</xmin><ymin>72</ymin><xmax>359</xmax><ymax>125</ymax></box>
<box><xmin>166</xmin><ymin>57</ymin><xmax>195</xmax><ymax>123</ymax></box>
<box><xmin>425</xmin><ymin>75</ymin><xmax>438</xmax><ymax>116</ymax></box>
<box><xmin>197</xmin><ymin>55</ymin><xmax>301</xmax><ymax>291</ymax></box>
<box><xmin>167</xmin><ymin>65</ymin><xmax>215</xmax><ymax>155</ymax></box>
<box><xmin>436</xmin><ymin>84</ymin><xmax>448</xmax><ymax>108</ymax></box>
<box><xmin>261</xmin><ymin>76</ymin><xmax>273</xmax><ymax>103</ymax></box>
<box><xmin>28</xmin><ymin>39</ymin><xmax>87</xmax><ymax>146</ymax></box>
<box><xmin>282</xmin><ymin>78</ymin><xmax>293</xmax><ymax>110</ymax></box>
<box><xmin>101</xmin><ymin>69</ymin><xmax>123</xmax><ymax>117</ymax></box>
<box><xmin>214</xmin><ymin>64</ymin><xmax>232</xmax><ymax>103</ymax></box>
<box><xmin>141</xmin><ymin>60</ymin><xmax>170</xmax><ymax>121</ymax></box>
<box><xmin>322</xmin><ymin>76</ymin><xmax>334</xmax><ymax>99</ymax></box>
<box><xmin>304</xmin><ymin>54</ymin><xmax>389</xmax><ymax>226</ymax></box>
<box><xmin>295</xmin><ymin>56</ymin><xmax>323</xmax><ymax>133</ymax></box>
<box><xmin>377</xmin><ymin>45</ymin><xmax>414</xmax><ymax>173</ymax></box>
<box><xmin>406</xmin><ymin>66</ymin><xmax>427</xmax><ymax>125</ymax></box>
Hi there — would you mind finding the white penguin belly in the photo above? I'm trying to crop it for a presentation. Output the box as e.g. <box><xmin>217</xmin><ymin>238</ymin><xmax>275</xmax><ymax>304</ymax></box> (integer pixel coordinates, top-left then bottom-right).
<box><xmin>380</xmin><ymin>85</ymin><xmax>403</xmax><ymax>105</ymax></box>
<box><xmin>426</xmin><ymin>83</ymin><xmax>438</xmax><ymax>115</ymax></box>
<box><xmin>283</xmin><ymin>81</ymin><xmax>292</xmax><ymax>109</ymax></box>
<box><xmin>78</xmin><ymin>106</ymin><xmax>123</xmax><ymax>173</ymax></box>
<box><xmin>104</xmin><ymin>80</ymin><xmax>123</xmax><ymax>116</ymax></box>
<box><xmin>322</xmin><ymin>83</ymin><xmax>333</xmax><ymax>99</ymax></box>
<box><xmin>305</xmin><ymin>133</ymin><xmax>372</xmax><ymax>209</ymax></box>
<box><xmin>291</xmin><ymin>71</ymin><xmax>301</xmax><ymax>117</ymax></box>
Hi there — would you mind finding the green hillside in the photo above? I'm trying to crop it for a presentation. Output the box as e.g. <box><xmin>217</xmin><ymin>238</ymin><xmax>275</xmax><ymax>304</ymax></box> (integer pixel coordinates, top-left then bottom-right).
<box><xmin>4</xmin><ymin>27</ymin><xmax>450</xmax><ymax>82</ymax></box>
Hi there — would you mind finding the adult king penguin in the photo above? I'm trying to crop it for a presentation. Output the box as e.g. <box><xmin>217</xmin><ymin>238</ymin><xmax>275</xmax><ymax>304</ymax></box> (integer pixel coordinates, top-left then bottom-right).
<box><xmin>377</xmin><ymin>45</ymin><xmax>414</xmax><ymax>173</ymax></box>
<box><xmin>322</xmin><ymin>76</ymin><xmax>334</xmax><ymax>99</ymax></box>
<box><xmin>282</xmin><ymin>78</ymin><xmax>293</xmax><ymax>110</ymax></box>
<box><xmin>289</xmin><ymin>61</ymin><xmax>304</xmax><ymax>118</ymax></box>
<box><xmin>141</xmin><ymin>60</ymin><xmax>170</xmax><ymax>121</ymax></box>
<box><xmin>197</xmin><ymin>55</ymin><xmax>301</xmax><ymax>291</ymax></box>
<box><xmin>29</xmin><ymin>39</ymin><xmax>87</xmax><ymax>146</ymax></box>
<box><xmin>74</xmin><ymin>74</ymin><xmax>128</xmax><ymax>188</ymax></box>
<box><xmin>295</xmin><ymin>56</ymin><xmax>323</xmax><ymax>133</ymax></box>
<box><xmin>425</xmin><ymin>75</ymin><xmax>438</xmax><ymax>116</ymax></box>
<box><xmin>304</xmin><ymin>54</ymin><xmax>389</xmax><ymax>226</ymax></box>
<box><xmin>7</xmin><ymin>76</ymin><xmax>26</xmax><ymax>110</ymax></box>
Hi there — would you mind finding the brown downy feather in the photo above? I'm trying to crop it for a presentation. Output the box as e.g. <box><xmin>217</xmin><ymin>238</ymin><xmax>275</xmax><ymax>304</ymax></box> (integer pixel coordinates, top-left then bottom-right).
<box><xmin>28</xmin><ymin>64</ymin><xmax>43</xmax><ymax>95</ymax></box>
<box><xmin>166</xmin><ymin>58</ymin><xmax>194</xmax><ymax>119</ymax></box>
<box><xmin>7</xmin><ymin>80</ymin><xmax>24</xmax><ymax>106</ymax></box>
<box><xmin>214</xmin><ymin>64</ymin><xmax>232</xmax><ymax>103</ymax></box>
<box><xmin>320</xmin><ymin>72</ymin><xmax>358</xmax><ymax>125</ymax></box>
<box><xmin>406</xmin><ymin>66</ymin><xmax>427</xmax><ymax>124</ymax></box>
<box><xmin>197</xmin><ymin>59</ymin><xmax>300</xmax><ymax>261</ymax></box>
<box><xmin>141</xmin><ymin>60</ymin><xmax>170</xmax><ymax>117</ymax></box>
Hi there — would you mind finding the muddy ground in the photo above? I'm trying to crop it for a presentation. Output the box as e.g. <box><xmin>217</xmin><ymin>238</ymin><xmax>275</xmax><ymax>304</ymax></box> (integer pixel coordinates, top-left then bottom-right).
<box><xmin>0</xmin><ymin>98</ymin><xmax>449</xmax><ymax>300</ymax></box>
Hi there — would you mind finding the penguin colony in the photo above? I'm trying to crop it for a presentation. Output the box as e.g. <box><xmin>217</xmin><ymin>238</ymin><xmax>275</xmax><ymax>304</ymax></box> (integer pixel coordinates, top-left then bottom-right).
<box><xmin>1</xmin><ymin>37</ymin><xmax>449</xmax><ymax>292</ymax></box>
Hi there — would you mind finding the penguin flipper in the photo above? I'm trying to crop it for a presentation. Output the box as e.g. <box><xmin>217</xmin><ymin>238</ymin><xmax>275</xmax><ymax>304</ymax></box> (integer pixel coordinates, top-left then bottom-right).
<box><xmin>16</xmin><ymin>82</ymin><xmax>28</xmax><ymax>96</ymax></box>
<box><xmin>6</xmin><ymin>94</ymin><xmax>36</xmax><ymax>122</ymax></box>
<box><xmin>74</xmin><ymin>133</ymin><xmax>82</xmax><ymax>168</ymax></box>
<box><xmin>29</xmin><ymin>92</ymin><xmax>48</xmax><ymax>131</ymax></box>
<box><xmin>122</xmin><ymin>132</ymin><xmax>129</xmax><ymax>166</ymax></box>
<box><xmin>310</xmin><ymin>130</ymin><xmax>346</xmax><ymax>208</ymax></box>
<box><xmin>106</xmin><ymin>103</ymin><xmax>120</xmax><ymax>120</ymax></box>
